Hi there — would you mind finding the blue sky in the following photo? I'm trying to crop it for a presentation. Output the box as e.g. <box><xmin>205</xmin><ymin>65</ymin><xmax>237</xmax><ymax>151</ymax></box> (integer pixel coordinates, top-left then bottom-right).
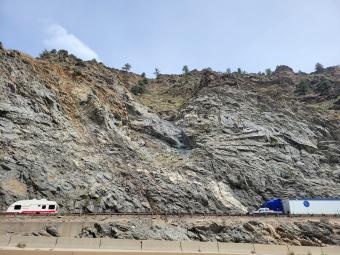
<box><xmin>1</xmin><ymin>0</ymin><xmax>339</xmax><ymax>76</ymax></box>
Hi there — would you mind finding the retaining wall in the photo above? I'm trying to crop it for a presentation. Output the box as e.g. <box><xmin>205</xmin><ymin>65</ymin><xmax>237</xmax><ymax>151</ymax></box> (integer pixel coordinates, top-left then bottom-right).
<box><xmin>0</xmin><ymin>236</ymin><xmax>339</xmax><ymax>255</ymax></box>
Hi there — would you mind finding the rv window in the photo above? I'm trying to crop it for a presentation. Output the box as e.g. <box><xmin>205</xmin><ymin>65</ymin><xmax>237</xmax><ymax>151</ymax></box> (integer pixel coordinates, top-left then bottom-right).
<box><xmin>14</xmin><ymin>205</ymin><xmax>21</xmax><ymax>210</ymax></box>
<box><xmin>42</xmin><ymin>205</ymin><xmax>46</xmax><ymax>209</ymax></box>
<box><xmin>48</xmin><ymin>205</ymin><xmax>55</xmax><ymax>210</ymax></box>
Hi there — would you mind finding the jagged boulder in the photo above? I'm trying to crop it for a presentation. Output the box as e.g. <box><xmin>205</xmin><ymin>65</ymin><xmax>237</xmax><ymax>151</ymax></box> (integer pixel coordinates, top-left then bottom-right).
<box><xmin>46</xmin><ymin>226</ymin><xmax>60</xmax><ymax>237</ymax></box>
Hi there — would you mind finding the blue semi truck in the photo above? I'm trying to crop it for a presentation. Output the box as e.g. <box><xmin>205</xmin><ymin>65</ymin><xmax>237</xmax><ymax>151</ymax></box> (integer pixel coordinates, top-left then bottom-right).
<box><xmin>251</xmin><ymin>198</ymin><xmax>340</xmax><ymax>215</ymax></box>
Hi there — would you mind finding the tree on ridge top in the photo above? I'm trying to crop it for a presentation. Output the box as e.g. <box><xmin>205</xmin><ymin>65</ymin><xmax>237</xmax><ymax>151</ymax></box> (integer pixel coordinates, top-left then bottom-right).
<box><xmin>182</xmin><ymin>65</ymin><xmax>189</xmax><ymax>75</ymax></box>
<box><xmin>315</xmin><ymin>62</ymin><xmax>324</xmax><ymax>73</ymax></box>
<box><xmin>122</xmin><ymin>63</ymin><xmax>131</xmax><ymax>72</ymax></box>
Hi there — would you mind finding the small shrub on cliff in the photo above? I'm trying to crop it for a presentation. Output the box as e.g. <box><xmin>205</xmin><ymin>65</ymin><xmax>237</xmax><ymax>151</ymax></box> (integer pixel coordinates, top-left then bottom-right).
<box><xmin>226</xmin><ymin>68</ymin><xmax>231</xmax><ymax>73</ymax></box>
<box><xmin>58</xmin><ymin>49</ymin><xmax>69</xmax><ymax>56</ymax></box>
<box><xmin>75</xmin><ymin>59</ymin><xmax>86</xmax><ymax>67</ymax></box>
<box><xmin>72</xmin><ymin>69</ymin><xmax>82</xmax><ymax>77</ymax></box>
<box><xmin>316</xmin><ymin>80</ymin><xmax>331</xmax><ymax>96</ymax></box>
<box><xmin>131</xmin><ymin>84</ymin><xmax>146</xmax><ymax>95</ymax></box>
<box><xmin>16</xmin><ymin>242</ymin><xmax>26</xmax><ymax>248</ymax></box>
<box><xmin>295</xmin><ymin>80</ymin><xmax>310</xmax><ymax>95</ymax></box>
<box><xmin>131</xmin><ymin>86</ymin><xmax>138</xmax><ymax>95</ymax></box>
<box><xmin>141</xmin><ymin>72</ymin><xmax>146</xmax><ymax>78</ymax></box>
<box><xmin>202</xmin><ymin>67</ymin><xmax>212</xmax><ymax>72</ymax></box>
<box><xmin>265</xmin><ymin>68</ymin><xmax>272</xmax><ymax>76</ymax></box>
<box><xmin>142</xmin><ymin>77</ymin><xmax>148</xmax><ymax>84</ymax></box>
<box><xmin>39</xmin><ymin>49</ymin><xmax>49</xmax><ymax>58</ymax></box>
<box><xmin>131</xmin><ymin>79</ymin><xmax>148</xmax><ymax>95</ymax></box>
<box><xmin>237</xmin><ymin>67</ymin><xmax>242</xmax><ymax>74</ymax></box>
<box><xmin>138</xmin><ymin>79</ymin><xmax>147</xmax><ymax>86</ymax></box>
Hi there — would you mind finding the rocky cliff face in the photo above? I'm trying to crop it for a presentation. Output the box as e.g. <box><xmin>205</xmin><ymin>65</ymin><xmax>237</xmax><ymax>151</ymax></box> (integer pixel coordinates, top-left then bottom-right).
<box><xmin>0</xmin><ymin>46</ymin><xmax>339</xmax><ymax>213</ymax></box>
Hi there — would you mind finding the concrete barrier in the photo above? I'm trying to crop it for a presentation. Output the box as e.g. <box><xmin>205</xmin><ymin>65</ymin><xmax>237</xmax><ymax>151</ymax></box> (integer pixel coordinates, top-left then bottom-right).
<box><xmin>0</xmin><ymin>250</ymin><xmax>73</xmax><ymax>255</ymax></box>
<box><xmin>8</xmin><ymin>236</ymin><xmax>57</xmax><ymax>249</ymax></box>
<box><xmin>181</xmin><ymin>241</ymin><xmax>218</xmax><ymax>253</ymax></box>
<box><xmin>288</xmin><ymin>245</ymin><xmax>323</xmax><ymax>255</ymax></box>
<box><xmin>0</xmin><ymin>221</ymin><xmax>90</xmax><ymax>238</ymax></box>
<box><xmin>321</xmin><ymin>246</ymin><xmax>340</xmax><ymax>255</ymax></box>
<box><xmin>254</xmin><ymin>244</ymin><xmax>288</xmax><ymax>255</ymax></box>
<box><xmin>57</xmin><ymin>222</ymin><xmax>88</xmax><ymax>237</ymax></box>
<box><xmin>0</xmin><ymin>235</ymin><xmax>11</xmax><ymax>246</ymax></box>
<box><xmin>55</xmin><ymin>237</ymin><xmax>100</xmax><ymax>249</ymax></box>
<box><xmin>1</xmin><ymin>235</ymin><xmax>340</xmax><ymax>255</ymax></box>
<box><xmin>218</xmin><ymin>242</ymin><xmax>254</xmax><ymax>254</ymax></box>
<box><xmin>0</xmin><ymin>222</ymin><xmax>52</xmax><ymax>236</ymax></box>
<box><xmin>142</xmin><ymin>240</ymin><xmax>181</xmax><ymax>252</ymax></box>
<box><xmin>99</xmin><ymin>238</ymin><xmax>142</xmax><ymax>251</ymax></box>
<box><xmin>73</xmin><ymin>252</ymin><xmax>140</xmax><ymax>255</ymax></box>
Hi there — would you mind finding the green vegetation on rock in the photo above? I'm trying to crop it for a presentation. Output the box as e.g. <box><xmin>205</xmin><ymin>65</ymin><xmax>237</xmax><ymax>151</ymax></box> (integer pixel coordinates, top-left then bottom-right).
<box><xmin>295</xmin><ymin>80</ymin><xmax>310</xmax><ymax>95</ymax></box>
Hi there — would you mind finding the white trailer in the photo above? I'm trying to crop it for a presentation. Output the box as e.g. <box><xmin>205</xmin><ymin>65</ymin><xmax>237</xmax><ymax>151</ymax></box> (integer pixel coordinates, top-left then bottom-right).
<box><xmin>6</xmin><ymin>199</ymin><xmax>59</xmax><ymax>214</ymax></box>
<box><xmin>282</xmin><ymin>199</ymin><xmax>340</xmax><ymax>215</ymax></box>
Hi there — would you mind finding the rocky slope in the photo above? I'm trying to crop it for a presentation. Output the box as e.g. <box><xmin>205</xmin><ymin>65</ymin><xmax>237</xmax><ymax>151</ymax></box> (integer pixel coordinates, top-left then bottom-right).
<box><xmin>79</xmin><ymin>218</ymin><xmax>340</xmax><ymax>246</ymax></box>
<box><xmin>0</xmin><ymin>45</ymin><xmax>339</xmax><ymax>214</ymax></box>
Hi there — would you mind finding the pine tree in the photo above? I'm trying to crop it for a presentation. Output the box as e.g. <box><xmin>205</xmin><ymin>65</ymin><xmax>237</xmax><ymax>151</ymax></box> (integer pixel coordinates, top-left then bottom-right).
<box><xmin>122</xmin><ymin>63</ymin><xmax>131</xmax><ymax>72</ymax></box>
<box><xmin>182</xmin><ymin>65</ymin><xmax>189</xmax><ymax>75</ymax></box>
<box><xmin>315</xmin><ymin>63</ymin><xmax>324</xmax><ymax>73</ymax></box>
<box><xmin>154</xmin><ymin>68</ymin><xmax>160</xmax><ymax>78</ymax></box>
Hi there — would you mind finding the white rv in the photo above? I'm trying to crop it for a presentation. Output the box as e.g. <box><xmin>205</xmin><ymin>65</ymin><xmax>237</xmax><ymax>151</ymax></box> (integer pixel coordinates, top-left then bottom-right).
<box><xmin>6</xmin><ymin>199</ymin><xmax>59</xmax><ymax>214</ymax></box>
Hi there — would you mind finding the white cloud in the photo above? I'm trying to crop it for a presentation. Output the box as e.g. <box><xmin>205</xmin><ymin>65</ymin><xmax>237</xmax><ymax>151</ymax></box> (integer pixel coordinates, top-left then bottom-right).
<box><xmin>43</xmin><ymin>24</ymin><xmax>100</xmax><ymax>61</ymax></box>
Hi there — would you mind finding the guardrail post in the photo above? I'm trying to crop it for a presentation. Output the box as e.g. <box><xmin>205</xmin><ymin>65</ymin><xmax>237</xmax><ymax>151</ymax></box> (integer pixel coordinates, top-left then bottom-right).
<box><xmin>251</xmin><ymin>242</ymin><xmax>256</xmax><ymax>254</ymax></box>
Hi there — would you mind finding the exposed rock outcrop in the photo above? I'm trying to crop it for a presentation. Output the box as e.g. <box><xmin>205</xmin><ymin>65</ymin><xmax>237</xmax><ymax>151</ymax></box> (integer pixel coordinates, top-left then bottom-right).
<box><xmin>0</xmin><ymin>47</ymin><xmax>339</xmax><ymax>214</ymax></box>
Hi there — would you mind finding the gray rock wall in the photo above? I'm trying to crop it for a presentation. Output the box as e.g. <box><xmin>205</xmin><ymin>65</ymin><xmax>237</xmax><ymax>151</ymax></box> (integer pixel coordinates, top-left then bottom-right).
<box><xmin>0</xmin><ymin>48</ymin><xmax>339</xmax><ymax>214</ymax></box>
